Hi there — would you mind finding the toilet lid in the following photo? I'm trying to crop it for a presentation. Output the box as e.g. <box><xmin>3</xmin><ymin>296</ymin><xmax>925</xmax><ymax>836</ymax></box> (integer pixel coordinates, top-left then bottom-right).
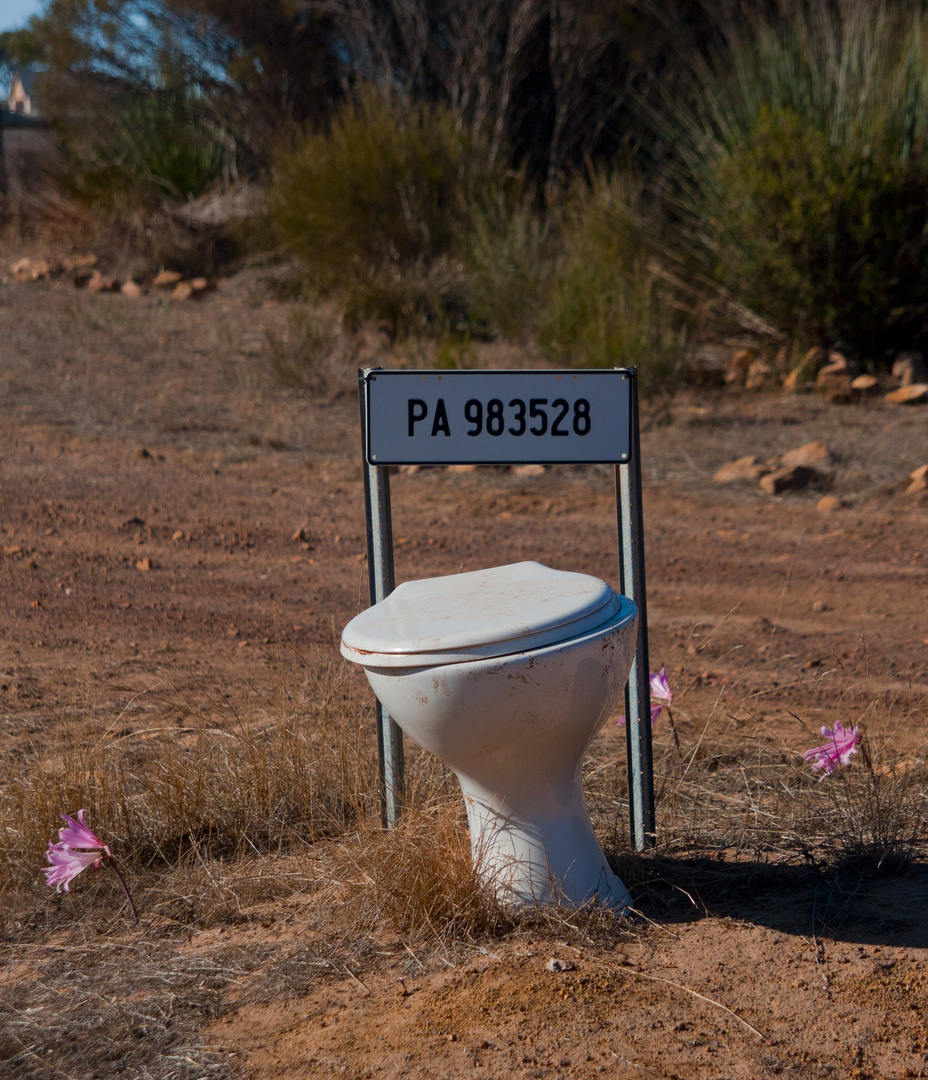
<box><xmin>340</xmin><ymin>561</ymin><xmax>623</xmax><ymax>667</ymax></box>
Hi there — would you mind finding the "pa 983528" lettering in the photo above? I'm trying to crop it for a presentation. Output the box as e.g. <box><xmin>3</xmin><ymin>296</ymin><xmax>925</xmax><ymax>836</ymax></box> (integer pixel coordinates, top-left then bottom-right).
<box><xmin>408</xmin><ymin>397</ymin><xmax>591</xmax><ymax>439</ymax></box>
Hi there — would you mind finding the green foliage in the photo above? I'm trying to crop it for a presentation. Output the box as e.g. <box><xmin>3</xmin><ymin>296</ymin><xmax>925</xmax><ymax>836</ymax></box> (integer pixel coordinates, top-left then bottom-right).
<box><xmin>657</xmin><ymin>0</ymin><xmax>928</xmax><ymax>360</ymax></box>
<box><xmin>73</xmin><ymin>91</ymin><xmax>228</xmax><ymax>208</ymax></box>
<box><xmin>270</xmin><ymin>94</ymin><xmax>504</xmax><ymax>336</ymax></box>
<box><xmin>539</xmin><ymin>173</ymin><xmax>684</xmax><ymax>394</ymax></box>
<box><xmin>458</xmin><ymin>190</ymin><xmax>556</xmax><ymax>340</ymax></box>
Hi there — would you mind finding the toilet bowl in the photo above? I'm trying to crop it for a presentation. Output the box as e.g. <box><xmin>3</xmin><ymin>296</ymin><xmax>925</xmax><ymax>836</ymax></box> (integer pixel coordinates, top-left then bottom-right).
<box><xmin>341</xmin><ymin>561</ymin><xmax>638</xmax><ymax>911</ymax></box>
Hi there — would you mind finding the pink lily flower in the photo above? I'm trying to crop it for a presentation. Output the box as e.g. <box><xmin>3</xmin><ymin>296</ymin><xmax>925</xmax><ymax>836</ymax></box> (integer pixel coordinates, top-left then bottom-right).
<box><xmin>43</xmin><ymin>810</ymin><xmax>111</xmax><ymax>892</ymax></box>
<box><xmin>42</xmin><ymin>809</ymin><xmax>138</xmax><ymax>920</ymax></box>
<box><xmin>803</xmin><ymin>721</ymin><xmax>862</xmax><ymax>779</ymax></box>
<box><xmin>619</xmin><ymin>667</ymin><xmax>674</xmax><ymax>727</ymax></box>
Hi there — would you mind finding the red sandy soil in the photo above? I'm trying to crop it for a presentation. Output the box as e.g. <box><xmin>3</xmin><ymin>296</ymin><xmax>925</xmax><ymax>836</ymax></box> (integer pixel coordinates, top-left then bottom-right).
<box><xmin>1</xmin><ymin>268</ymin><xmax>928</xmax><ymax>1079</ymax></box>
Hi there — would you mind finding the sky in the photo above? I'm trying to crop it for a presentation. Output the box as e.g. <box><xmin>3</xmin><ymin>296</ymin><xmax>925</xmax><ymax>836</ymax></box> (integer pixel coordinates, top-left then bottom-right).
<box><xmin>0</xmin><ymin>0</ymin><xmax>43</xmax><ymax>34</ymax></box>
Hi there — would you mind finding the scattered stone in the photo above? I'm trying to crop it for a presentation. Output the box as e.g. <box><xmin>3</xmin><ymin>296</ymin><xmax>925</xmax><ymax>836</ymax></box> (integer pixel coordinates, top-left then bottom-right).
<box><xmin>545</xmin><ymin>958</ymin><xmax>575</xmax><ymax>973</ymax></box>
<box><xmin>816</xmin><ymin>494</ymin><xmax>844</xmax><ymax>512</ymax></box>
<box><xmin>780</xmin><ymin>441</ymin><xmax>831</xmax><ymax>471</ymax></box>
<box><xmin>512</xmin><ymin>464</ymin><xmax>546</xmax><ymax>477</ymax></box>
<box><xmin>120</xmin><ymin>279</ymin><xmax>142</xmax><ymax>298</ymax></box>
<box><xmin>190</xmin><ymin>276</ymin><xmax>209</xmax><ymax>292</ymax></box>
<box><xmin>892</xmin><ymin>351</ymin><xmax>928</xmax><ymax>386</ymax></box>
<box><xmin>906</xmin><ymin>475</ymin><xmax>928</xmax><ymax>495</ymax></box>
<box><xmin>61</xmin><ymin>253</ymin><xmax>97</xmax><ymax>272</ymax></box>
<box><xmin>135</xmin><ymin>557</ymin><xmax>152</xmax><ymax>572</ymax></box>
<box><xmin>885</xmin><ymin>383</ymin><xmax>928</xmax><ymax>404</ymax></box>
<box><xmin>86</xmin><ymin>274</ymin><xmax>119</xmax><ymax>293</ymax></box>
<box><xmin>152</xmin><ymin>269</ymin><xmax>183</xmax><ymax>288</ymax></box>
<box><xmin>759</xmin><ymin>465</ymin><xmax>817</xmax><ymax>495</ymax></box>
<box><xmin>713</xmin><ymin>456</ymin><xmax>769</xmax><ymax>484</ymax></box>
<box><xmin>815</xmin><ymin>355</ymin><xmax>854</xmax><ymax>402</ymax></box>
<box><xmin>910</xmin><ymin>465</ymin><xmax>928</xmax><ymax>482</ymax></box>
<box><xmin>851</xmin><ymin>373</ymin><xmax>880</xmax><ymax>395</ymax></box>
<box><xmin>171</xmin><ymin>530</ymin><xmax>184</xmax><ymax>542</ymax></box>
<box><xmin>811</xmin><ymin>599</ymin><xmax>828</xmax><ymax>612</ymax></box>
<box><xmin>291</xmin><ymin>527</ymin><xmax>308</xmax><ymax>543</ymax></box>
<box><xmin>72</xmin><ymin>267</ymin><xmax>97</xmax><ymax>288</ymax></box>
<box><xmin>171</xmin><ymin>281</ymin><xmax>194</xmax><ymax>301</ymax></box>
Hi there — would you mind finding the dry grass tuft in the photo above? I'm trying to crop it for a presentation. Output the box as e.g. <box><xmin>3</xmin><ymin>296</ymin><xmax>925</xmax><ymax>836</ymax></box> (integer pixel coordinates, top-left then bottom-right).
<box><xmin>0</xmin><ymin>652</ymin><xmax>379</xmax><ymax>919</ymax></box>
<box><xmin>336</xmin><ymin>790</ymin><xmax>516</xmax><ymax>947</ymax></box>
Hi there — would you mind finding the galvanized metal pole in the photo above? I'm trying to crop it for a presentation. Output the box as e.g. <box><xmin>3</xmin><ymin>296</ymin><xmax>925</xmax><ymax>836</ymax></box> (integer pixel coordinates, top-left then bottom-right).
<box><xmin>616</xmin><ymin>369</ymin><xmax>655</xmax><ymax>850</ymax></box>
<box><xmin>358</xmin><ymin>368</ymin><xmax>404</xmax><ymax>828</ymax></box>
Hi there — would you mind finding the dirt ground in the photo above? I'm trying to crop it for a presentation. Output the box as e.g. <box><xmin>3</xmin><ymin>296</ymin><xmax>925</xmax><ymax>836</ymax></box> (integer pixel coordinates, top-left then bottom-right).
<box><xmin>2</xmin><ymin>268</ymin><xmax>928</xmax><ymax>1079</ymax></box>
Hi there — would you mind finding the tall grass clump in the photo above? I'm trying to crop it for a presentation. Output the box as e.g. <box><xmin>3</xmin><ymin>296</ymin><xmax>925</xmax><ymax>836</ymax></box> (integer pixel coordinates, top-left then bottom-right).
<box><xmin>539</xmin><ymin>172</ymin><xmax>687</xmax><ymax>395</ymax></box>
<box><xmin>271</xmin><ymin>92</ymin><xmax>506</xmax><ymax>338</ymax></box>
<box><xmin>655</xmin><ymin>0</ymin><xmax>928</xmax><ymax>361</ymax></box>
<box><xmin>0</xmin><ymin>657</ymin><xmax>378</xmax><ymax>909</ymax></box>
<box><xmin>458</xmin><ymin>189</ymin><xmax>556</xmax><ymax>341</ymax></box>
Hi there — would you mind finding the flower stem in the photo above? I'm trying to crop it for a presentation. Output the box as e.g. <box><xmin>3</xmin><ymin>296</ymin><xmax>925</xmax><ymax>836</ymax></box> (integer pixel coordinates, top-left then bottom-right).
<box><xmin>105</xmin><ymin>856</ymin><xmax>139</xmax><ymax>922</ymax></box>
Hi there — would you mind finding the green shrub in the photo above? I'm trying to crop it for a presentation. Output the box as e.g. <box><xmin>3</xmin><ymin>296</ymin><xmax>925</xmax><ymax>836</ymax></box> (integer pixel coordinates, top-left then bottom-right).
<box><xmin>656</xmin><ymin>0</ymin><xmax>928</xmax><ymax>361</ymax></box>
<box><xmin>74</xmin><ymin>92</ymin><xmax>229</xmax><ymax>208</ymax></box>
<box><xmin>539</xmin><ymin>173</ymin><xmax>685</xmax><ymax>395</ymax></box>
<box><xmin>271</xmin><ymin>93</ymin><xmax>503</xmax><ymax>337</ymax></box>
<box><xmin>458</xmin><ymin>190</ymin><xmax>556</xmax><ymax>340</ymax></box>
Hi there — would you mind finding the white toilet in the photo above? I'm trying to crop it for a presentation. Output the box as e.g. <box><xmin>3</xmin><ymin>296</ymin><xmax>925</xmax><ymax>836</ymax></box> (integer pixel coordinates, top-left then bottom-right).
<box><xmin>340</xmin><ymin>561</ymin><xmax>638</xmax><ymax>911</ymax></box>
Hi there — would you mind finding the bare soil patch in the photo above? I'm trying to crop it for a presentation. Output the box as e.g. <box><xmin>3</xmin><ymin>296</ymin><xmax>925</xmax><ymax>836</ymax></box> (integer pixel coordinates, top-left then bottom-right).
<box><xmin>1</xmin><ymin>270</ymin><xmax>927</xmax><ymax>1079</ymax></box>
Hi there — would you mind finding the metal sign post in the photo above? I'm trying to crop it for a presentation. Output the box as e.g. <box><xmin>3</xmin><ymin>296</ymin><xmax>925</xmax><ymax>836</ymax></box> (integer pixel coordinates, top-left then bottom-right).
<box><xmin>357</xmin><ymin>367</ymin><xmax>655</xmax><ymax>849</ymax></box>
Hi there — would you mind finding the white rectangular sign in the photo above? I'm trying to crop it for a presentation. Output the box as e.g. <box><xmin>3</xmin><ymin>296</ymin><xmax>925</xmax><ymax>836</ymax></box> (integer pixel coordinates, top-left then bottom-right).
<box><xmin>365</xmin><ymin>369</ymin><xmax>631</xmax><ymax>465</ymax></box>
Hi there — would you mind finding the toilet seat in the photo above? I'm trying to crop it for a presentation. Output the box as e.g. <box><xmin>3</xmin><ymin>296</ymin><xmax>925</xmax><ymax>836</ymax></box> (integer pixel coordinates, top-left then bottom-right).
<box><xmin>340</xmin><ymin>561</ymin><xmax>623</xmax><ymax>668</ymax></box>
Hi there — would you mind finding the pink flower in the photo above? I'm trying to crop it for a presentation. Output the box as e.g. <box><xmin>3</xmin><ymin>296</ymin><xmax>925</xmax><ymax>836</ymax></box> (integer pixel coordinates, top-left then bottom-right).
<box><xmin>803</xmin><ymin>722</ymin><xmax>862</xmax><ymax>779</ymax></box>
<box><xmin>649</xmin><ymin>668</ymin><xmax>673</xmax><ymax>718</ymax></box>
<box><xmin>619</xmin><ymin>667</ymin><xmax>673</xmax><ymax>727</ymax></box>
<box><xmin>42</xmin><ymin>809</ymin><xmax>111</xmax><ymax>893</ymax></box>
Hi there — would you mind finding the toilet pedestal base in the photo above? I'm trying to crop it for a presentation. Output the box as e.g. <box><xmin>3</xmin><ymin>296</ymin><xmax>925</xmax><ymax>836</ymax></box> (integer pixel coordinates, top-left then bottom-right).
<box><xmin>460</xmin><ymin>777</ymin><xmax>630</xmax><ymax>912</ymax></box>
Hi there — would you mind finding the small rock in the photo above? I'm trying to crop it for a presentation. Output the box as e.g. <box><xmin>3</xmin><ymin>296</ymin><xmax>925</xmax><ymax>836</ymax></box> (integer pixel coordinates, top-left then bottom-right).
<box><xmin>816</xmin><ymin>494</ymin><xmax>844</xmax><ymax>512</ymax></box>
<box><xmin>780</xmin><ymin>441</ymin><xmax>831</xmax><ymax>470</ymax></box>
<box><xmin>910</xmin><ymin>464</ymin><xmax>928</xmax><ymax>481</ymax></box>
<box><xmin>759</xmin><ymin>465</ymin><xmax>817</xmax><ymax>495</ymax></box>
<box><xmin>906</xmin><ymin>475</ymin><xmax>928</xmax><ymax>495</ymax></box>
<box><xmin>190</xmin><ymin>276</ymin><xmax>209</xmax><ymax>292</ymax></box>
<box><xmin>713</xmin><ymin>456</ymin><xmax>768</xmax><ymax>484</ymax></box>
<box><xmin>135</xmin><ymin>557</ymin><xmax>152</xmax><ymax>572</ymax></box>
<box><xmin>172</xmin><ymin>281</ymin><xmax>194</xmax><ymax>301</ymax></box>
<box><xmin>512</xmin><ymin>463</ymin><xmax>546</xmax><ymax>477</ymax></box>
<box><xmin>152</xmin><ymin>269</ymin><xmax>183</xmax><ymax>288</ymax></box>
<box><xmin>811</xmin><ymin>599</ymin><xmax>827</xmax><ymax>612</ymax></box>
<box><xmin>885</xmin><ymin>384</ymin><xmax>928</xmax><ymax>404</ymax></box>
<box><xmin>546</xmin><ymin>958</ymin><xmax>575</xmax><ymax>973</ymax></box>
<box><xmin>815</xmin><ymin>360</ymin><xmax>854</xmax><ymax>402</ymax></box>
<box><xmin>120</xmin><ymin>279</ymin><xmax>142</xmax><ymax>298</ymax></box>
<box><xmin>892</xmin><ymin>351</ymin><xmax>928</xmax><ymax>386</ymax></box>
<box><xmin>86</xmin><ymin>274</ymin><xmax>118</xmax><ymax>293</ymax></box>
<box><xmin>171</xmin><ymin>530</ymin><xmax>184</xmax><ymax>542</ymax></box>
<box><xmin>851</xmin><ymin>373</ymin><xmax>879</xmax><ymax>393</ymax></box>
<box><xmin>291</xmin><ymin>527</ymin><xmax>308</xmax><ymax>542</ymax></box>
